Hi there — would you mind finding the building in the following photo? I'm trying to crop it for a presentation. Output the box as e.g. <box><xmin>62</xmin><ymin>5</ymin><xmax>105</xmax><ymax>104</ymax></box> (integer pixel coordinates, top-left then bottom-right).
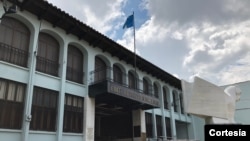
<box><xmin>191</xmin><ymin>80</ymin><xmax>250</xmax><ymax>141</ymax></box>
<box><xmin>0</xmin><ymin>0</ymin><xmax>198</xmax><ymax>141</ymax></box>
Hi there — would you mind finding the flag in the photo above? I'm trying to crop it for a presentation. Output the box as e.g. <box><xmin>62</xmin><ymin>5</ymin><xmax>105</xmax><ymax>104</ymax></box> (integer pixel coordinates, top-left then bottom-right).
<box><xmin>123</xmin><ymin>14</ymin><xmax>134</xmax><ymax>29</ymax></box>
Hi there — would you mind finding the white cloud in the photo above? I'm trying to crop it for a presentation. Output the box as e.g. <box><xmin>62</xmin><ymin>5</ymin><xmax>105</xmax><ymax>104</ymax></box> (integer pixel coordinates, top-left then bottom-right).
<box><xmin>48</xmin><ymin>0</ymin><xmax>125</xmax><ymax>34</ymax></box>
<box><xmin>135</xmin><ymin>0</ymin><xmax>250</xmax><ymax>85</ymax></box>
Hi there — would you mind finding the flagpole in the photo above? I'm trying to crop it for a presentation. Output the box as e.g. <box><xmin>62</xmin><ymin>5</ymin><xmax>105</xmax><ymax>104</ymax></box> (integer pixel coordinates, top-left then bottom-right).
<box><xmin>132</xmin><ymin>11</ymin><xmax>137</xmax><ymax>77</ymax></box>
<box><xmin>132</xmin><ymin>11</ymin><xmax>136</xmax><ymax>141</ymax></box>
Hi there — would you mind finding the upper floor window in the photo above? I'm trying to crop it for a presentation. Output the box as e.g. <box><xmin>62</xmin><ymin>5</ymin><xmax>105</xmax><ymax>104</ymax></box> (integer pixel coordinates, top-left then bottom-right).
<box><xmin>153</xmin><ymin>83</ymin><xmax>159</xmax><ymax>98</ymax></box>
<box><xmin>94</xmin><ymin>56</ymin><xmax>106</xmax><ymax>82</ymax></box>
<box><xmin>180</xmin><ymin>94</ymin><xmax>184</xmax><ymax>114</ymax></box>
<box><xmin>66</xmin><ymin>45</ymin><xmax>84</xmax><ymax>84</ymax></box>
<box><xmin>63</xmin><ymin>94</ymin><xmax>84</xmax><ymax>133</ymax></box>
<box><xmin>36</xmin><ymin>33</ymin><xmax>59</xmax><ymax>76</ymax></box>
<box><xmin>30</xmin><ymin>86</ymin><xmax>58</xmax><ymax>131</ymax></box>
<box><xmin>0</xmin><ymin>78</ymin><xmax>26</xmax><ymax>129</ymax></box>
<box><xmin>0</xmin><ymin>17</ymin><xmax>30</xmax><ymax>67</ymax></box>
<box><xmin>163</xmin><ymin>88</ymin><xmax>169</xmax><ymax>110</ymax></box>
<box><xmin>143</xmin><ymin>78</ymin><xmax>149</xmax><ymax>95</ymax></box>
<box><xmin>173</xmin><ymin>92</ymin><xmax>178</xmax><ymax>112</ymax></box>
<box><xmin>113</xmin><ymin>65</ymin><xmax>123</xmax><ymax>84</ymax></box>
<box><xmin>128</xmin><ymin>71</ymin><xmax>137</xmax><ymax>89</ymax></box>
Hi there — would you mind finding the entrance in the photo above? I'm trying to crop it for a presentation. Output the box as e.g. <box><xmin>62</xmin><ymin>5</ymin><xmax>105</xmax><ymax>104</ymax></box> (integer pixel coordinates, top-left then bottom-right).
<box><xmin>95</xmin><ymin>103</ymin><xmax>133</xmax><ymax>141</ymax></box>
<box><xmin>95</xmin><ymin>104</ymin><xmax>133</xmax><ymax>141</ymax></box>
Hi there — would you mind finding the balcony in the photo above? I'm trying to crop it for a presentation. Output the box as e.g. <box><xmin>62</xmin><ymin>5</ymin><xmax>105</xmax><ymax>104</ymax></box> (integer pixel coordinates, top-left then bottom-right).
<box><xmin>66</xmin><ymin>66</ymin><xmax>84</xmax><ymax>84</ymax></box>
<box><xmin>0</xmin><ymin>42</ymin><xmax>28</xmax><ymax>67</ymax></box>
<box><xmin>89</xmin><ymin>67</ymin><xmax>160</xmax><ymax>110</ymax></box>
<box><xmin>36</xmin><ymin>56</ymin><xmax>59</xmax><ymax>76</ymax></box>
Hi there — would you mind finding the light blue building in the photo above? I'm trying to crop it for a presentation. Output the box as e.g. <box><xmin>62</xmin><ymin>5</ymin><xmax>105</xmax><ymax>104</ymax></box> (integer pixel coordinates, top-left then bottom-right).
<box><xmin>0</xmin><ymin>0</ymin><xmax>200</xmax><ymax>141</ymax></box>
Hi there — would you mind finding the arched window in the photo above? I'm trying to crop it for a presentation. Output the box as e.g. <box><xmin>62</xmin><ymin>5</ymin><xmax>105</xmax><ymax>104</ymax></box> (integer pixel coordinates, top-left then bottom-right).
<box><xmin>113</xmin><ymin>65</ymin><xmax>123</xmax><ymax>84</ymax></box>
<box><xmin>36</xmin><ymin>33</ymin><xmax>60</xmax><ymax>76</ymax></box>
<box><xmin>153</xmin><ymin>83</ymin><xmax>159</xmax><ymax>98</ymax></box>
<box><xmin>173</xmin><ymin>91</ymin><xmax>178</xmax><ymax>112</ymax></box>
<box><xmin>128</xmin><ymin>71</ymin><xmax>136</xmax><ymax>89</ymax></box>
<box><xmin>94</xmin><ymin>56</ymin><xmax>106</xmax><ymax>82</ymax></box>
<box><xmin>180</xmin><ymin>94</ymin><xmax>184</xmax><ymax>114</ymax></box>
<box><xmin>163</xmin><ymin>88</ymin><xmax>169</xmax><ymax>110</ymax></box>
<box><xmin>66</xmin><ymin>45</ymin><xmax>83</xmax><ymax>84</ymax></box>
<box><xmin>0</xmin><ymin>17</ymin><xmax>30</xmax><ymax>67</ymax></box>
<box><xmin>143</xmin><ymin>78</ymin><xmax>149</xmax><ymax>95</ymax></box>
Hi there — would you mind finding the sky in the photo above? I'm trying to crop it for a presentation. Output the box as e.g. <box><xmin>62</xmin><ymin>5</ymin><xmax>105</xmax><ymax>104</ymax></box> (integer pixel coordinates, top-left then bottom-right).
<box><xmin>48</xmin><ymin>0</ymin><xmax>250</xmax><ymax>86</ymax></box>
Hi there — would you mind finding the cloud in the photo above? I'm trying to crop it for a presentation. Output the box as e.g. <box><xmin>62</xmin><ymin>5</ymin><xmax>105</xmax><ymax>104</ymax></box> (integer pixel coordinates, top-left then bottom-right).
<box><xmin>144</xmin><ymin>0</ymin><xmax>250</xmax><ymax>25</ymax></box>
<box><xmin>48</xmin><ymin>0</ymin><xmax>125</xmax><ymax>34</ymax></box>
<box><xmin>135</xmin><ymin>0</ymin><xmax>250</xmax><ymax>85</ymax></box>
<box><xmin>182</xmin><ymin>20</ymin><xmax>250</xmax><ymax>84</ymax></box>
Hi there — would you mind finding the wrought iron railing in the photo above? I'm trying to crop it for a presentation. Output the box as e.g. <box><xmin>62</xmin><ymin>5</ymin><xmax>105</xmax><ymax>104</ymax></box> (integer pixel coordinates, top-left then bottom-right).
<box><xmin>36</xmin><ymin>56</ymin><xmax>59</xmax><ymax>76</ymax></box>
<box><xmin>89</xmin><ymin>67</ymin><xmax>157</xmax><ymax>98</ymax></box>
<box><xmin>66</xmin><ymin>66</ymin><xmax>84</xmax><ymax>84</ymax></box>
<box><xmin>164</xmin><ymin>102</ymin><xmax>169</xmax><ymax>110</ymax></box>
<box><xmin>0</xmin><ymin>42</ymin><xmax>29</xmax><ymax>67</ymax></box>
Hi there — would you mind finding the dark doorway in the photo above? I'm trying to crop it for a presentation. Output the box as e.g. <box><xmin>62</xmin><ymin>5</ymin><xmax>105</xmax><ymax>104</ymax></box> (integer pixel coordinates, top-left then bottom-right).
<box><xmin>95</xmin><ymin>104</ymin><xmax>133</xmax><ymax>141</ymax></box>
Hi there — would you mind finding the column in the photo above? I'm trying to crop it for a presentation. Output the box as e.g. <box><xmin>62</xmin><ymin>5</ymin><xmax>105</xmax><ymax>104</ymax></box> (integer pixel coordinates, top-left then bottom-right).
<box><xmin>56</xmin><ymin>40</ymin><xmax>68</xmax><ymax>141</ymax></box>
<box><xmin>169</xmin><ymin>87</ymin><xmax>177</xmax><ymax>140</ymax></box>
<box><xmin>21</xmin><ymin>19</ymin><xmax>40</xmax><ymax>141</ymax></box>
<box><xmin>152</xmin><ymin>109</ymin><xmax>157</xmax><ymax>139</ymax></box>
<box><xmin>160</xmin><ymin>87</ymin><xmax>167</xmax><ymax>139</ymax></box>
<box><xmin>132</xmin><ymin>109</ymin><xmax>146</xmax><ymax>141</ymax></box>
<box><xmin>83</xmin><ymin>54</ymin><xmax>95</xmax><ymax>141</ymax></box>
<box><xmin>177</xmin><ymin>91</ymin><xmax>182</xmax><ymax>115</ymax></box>
<box><xmin>83</xmin><ymin>97</ymin><xmax>95</xmax><ymax>141</ymax></box>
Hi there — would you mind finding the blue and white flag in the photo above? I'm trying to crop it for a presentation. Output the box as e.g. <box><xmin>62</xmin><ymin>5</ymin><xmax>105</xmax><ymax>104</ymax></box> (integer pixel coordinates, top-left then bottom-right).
<box><xmin>123</xmin><ymin>14</ymin><xmax>134</xmax><ymax>29</ymax></box>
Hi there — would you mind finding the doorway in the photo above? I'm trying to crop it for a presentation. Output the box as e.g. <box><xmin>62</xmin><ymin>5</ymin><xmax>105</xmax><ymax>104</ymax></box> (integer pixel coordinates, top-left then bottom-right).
<box><xmin>95</xmin><ymin>104</ymin><xmax>133</xmax><ymax>141</ymax></box>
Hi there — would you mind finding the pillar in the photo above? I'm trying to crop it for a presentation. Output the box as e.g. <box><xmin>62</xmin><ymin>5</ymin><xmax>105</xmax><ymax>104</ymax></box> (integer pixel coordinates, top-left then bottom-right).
<box><xmin>160</xmin><ymin>87</ymin><xmax>167</xmax><ymax>139</ymax></box>
<box><xmin>84</xmin><ymin>52</ymin><xmax>96</xmax><ymax>141</ymax></box>
<box><xmin>152</xmin><ymin>109</ymin><xmax>157</xmax><ymax>139</ymax></box>
<box><xmin>83</xmin><ymin>97</ymin><xmax>95</xmax><ymax>141</ymax></box>
<box><xmin>132</xmin><ymin>109</ymin><xmax>146</xmax><ymax>141</ymax></box>
<box><xmin>169</xmin><ymin>87</ymin><xmax>177</xmax><ymax>140</ymax></box>
<box><xmin>21</xmin><ymin>19</ymin><xmax>40</xmax><ymax>141</ymax></box>
<box><xmin>56</xmin><ymin>39</ymin><xmax>68</xmax><ymax>141</ymax></box>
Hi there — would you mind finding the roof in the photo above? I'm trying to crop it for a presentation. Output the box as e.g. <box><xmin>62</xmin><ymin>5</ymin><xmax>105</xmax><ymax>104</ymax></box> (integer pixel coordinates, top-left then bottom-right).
<box><xmin>10</xmin><ymin>0</ymin><xmax>181</xmax><ymax>89</ymax></box>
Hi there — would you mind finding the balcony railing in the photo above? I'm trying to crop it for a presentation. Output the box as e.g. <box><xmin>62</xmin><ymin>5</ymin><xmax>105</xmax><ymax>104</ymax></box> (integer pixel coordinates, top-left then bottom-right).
<box><xmin>89</xmin><ymin>67</ymin><xmax>156</xmax><ymax>98</ymax></box>
<box><xmin>0</xmin><ymin>42</ymin><xmax>28</xmax><ymax>67</ymax></box>
<box><xmin>66</xmin><ymin>66</ymin><xmax>84</xmax><ymax>84</ymax></box>
<box><xmin>36</xmin><ymin>56</ymin><xmax>59</xmax><ymax>76</ymax></box>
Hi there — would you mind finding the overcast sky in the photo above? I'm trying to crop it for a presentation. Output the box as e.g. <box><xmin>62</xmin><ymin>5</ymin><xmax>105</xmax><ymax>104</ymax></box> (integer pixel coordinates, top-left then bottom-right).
<box><xmin>48</xmin><ymin>0</ymin><xmax>250</xmax><ymax>86</ymax></box>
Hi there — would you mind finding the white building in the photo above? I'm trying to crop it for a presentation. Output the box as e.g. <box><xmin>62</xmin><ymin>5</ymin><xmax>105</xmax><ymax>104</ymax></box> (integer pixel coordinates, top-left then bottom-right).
<box><xmin>192</xmin><ymin>80</ymin><xmax>250</xmax><ymax>141</ymax></box>
<box><xmin>0</xmin><ymin>0</ymin><xmax>198</xmax><ymax>141</ymax></box>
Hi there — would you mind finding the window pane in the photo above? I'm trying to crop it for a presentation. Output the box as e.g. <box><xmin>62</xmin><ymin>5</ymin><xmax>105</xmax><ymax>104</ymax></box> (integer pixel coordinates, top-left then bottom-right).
<box><xmin>0</xmin><ymin>17</ymin><xmax>30</xmax><ymax>67</ymax></box>
<box><xmin>0</xmin><ymin>81</ymin><xmax>7</xmax><ymax>99</ymax></box>
<box><xmin>44</xmin><ymin>93</ymin><xmax>50</xmax><ymax>107</ymax></box>
<box><xmin>67</xmin><ymin>95</ymin><xmax>72</xmax><ymax>106</ymax></box>
<box><xmin>16</xmin><ymin>84</ymin><xmax>24</xmax><ymax>102</ymax></box>
<box><xmin>7</xmin><ymin>83</ymin><xmax>16</xmax><ymax>101</ymax></box>
<box><xmin>0</xmin><ymin>79</ymin><xmax>25</xmax><ymax>129</ymax></box>
<box><xmin>30</xmin><ymin>87</ymin><xmax>58</xmax><ymax>131</ymax></box>
<box><xmin>78</xmin><ymin>98</ymin><xmax>82</xmax><ymax>108</ymax></box>
<box><xmin>63</xmin><ymin>94</ymin><xmax>84</xmax><ymax>133</ymax></box>
<box><xmin>73</xmin><ymin>97</ymin><xmax>77</xmax><ymax>107</ymax></box>
<box><xmin>50</xmin><ymin>93</ymin><xmax>57</xmax><ymax>108</ymax></box>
